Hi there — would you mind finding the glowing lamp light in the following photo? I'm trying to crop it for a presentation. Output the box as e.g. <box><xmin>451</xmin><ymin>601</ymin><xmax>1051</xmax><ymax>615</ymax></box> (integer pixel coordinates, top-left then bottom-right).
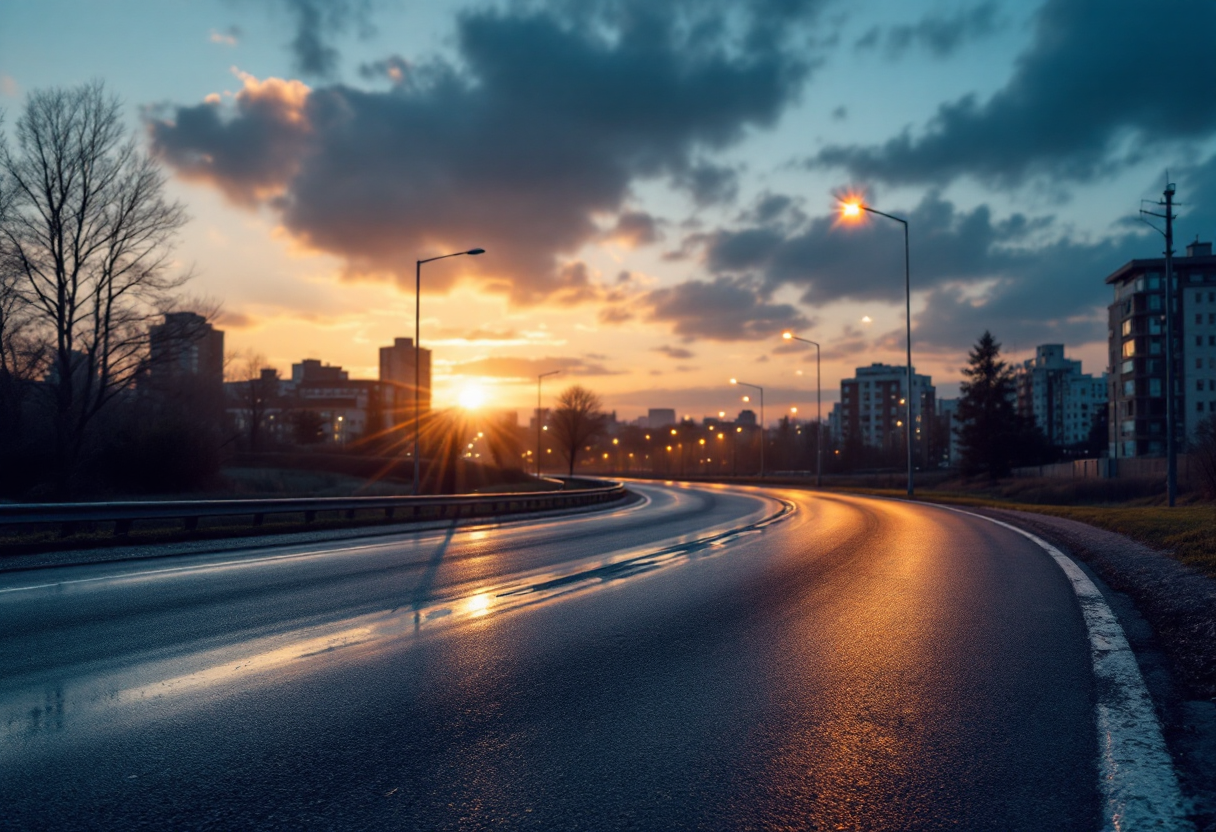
<box><xmin>841</xmin><ymin>200</ymin><xmax>863</xmax><ymax>219</ymax></box>
<box><xmin>782</xmin><ymin>332</ymin><xmax>793</xmax><ymax>340</ymax></box>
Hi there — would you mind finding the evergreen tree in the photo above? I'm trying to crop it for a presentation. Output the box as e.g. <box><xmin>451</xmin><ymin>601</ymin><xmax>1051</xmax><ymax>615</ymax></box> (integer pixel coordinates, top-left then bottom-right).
<box><xmin>956</xmin><ymin>331</ymin><xmax>1021</xmax><ymax>478</ymax></box>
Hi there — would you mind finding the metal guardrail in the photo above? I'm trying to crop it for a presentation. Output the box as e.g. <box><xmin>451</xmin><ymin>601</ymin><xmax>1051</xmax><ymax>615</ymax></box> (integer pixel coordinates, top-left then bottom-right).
<box><xmin>0</xmin><ymin>481</ymin><xmax>627</xmax><ymax>539</ymax></box>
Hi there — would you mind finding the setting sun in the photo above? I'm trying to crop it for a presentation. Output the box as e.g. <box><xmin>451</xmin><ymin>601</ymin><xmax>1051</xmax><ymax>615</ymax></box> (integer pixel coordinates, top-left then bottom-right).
<box><xmin>458</xmin><ymin>384</ymin><xmax>487</xmax><ymax>409</ymax></box>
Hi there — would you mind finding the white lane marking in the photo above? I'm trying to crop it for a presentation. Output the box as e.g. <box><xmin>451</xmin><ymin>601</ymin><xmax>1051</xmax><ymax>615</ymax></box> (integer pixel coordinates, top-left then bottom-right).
<box><xmin>942</xmin><ymin>507</ymin><xmax>1192</xmax><ymax>832</ymax></box>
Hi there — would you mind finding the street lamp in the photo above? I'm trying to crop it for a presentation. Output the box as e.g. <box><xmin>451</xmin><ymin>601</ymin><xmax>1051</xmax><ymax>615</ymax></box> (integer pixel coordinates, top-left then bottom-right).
<box><xmin>782</xmin><ymin>332</ymin><xmax>822</xmax><ymax>487</ymax></box>
<box><xmin>729</xmin><ymin>378</ymin><xmax>765</xmax><ymax>477</ymax></box>
<box><xmin>413</xmin><ymin>247</ymin><xmax>485</xmax><ymax>494</ymax></box>
<box><xmin>536</xmin><ymin>369</ymin><xmax>561</xmax><ymax>478</ymax></box>
<box><xmin>839</xmin><ymin>197</ymin><xmax>914</xmax><ymax>498</ymax></box>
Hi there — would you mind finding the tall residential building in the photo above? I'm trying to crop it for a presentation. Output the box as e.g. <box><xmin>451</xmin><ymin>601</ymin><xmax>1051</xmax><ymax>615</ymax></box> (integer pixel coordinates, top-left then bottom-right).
<box><xmin>840</xmin><ymin>363</ymin><xmax>935</xmax><ymax>454</ymax></box>
<box><xmin>379</xmin><ymin>337</ymin><xmax>432</xmax><ymax>424</ymax></box>
<box><xmin>1015</xmin><ymin>344</ymin><xmax>1107</xmax><ymax>450</ymax></box>
<box><xmin>647</xmin><ymin>408</ymin><xmax>676</xmax><ymax>429</ymax></box>
<box><xmin>1105</xmin><ymin>240</ymin><xmax>1216</xmax><ymax>457</ymax></box>
<box><xmin>148</xmin><ymin>312</ymin><xmax>224</xmax><ymax>390</ymax></box>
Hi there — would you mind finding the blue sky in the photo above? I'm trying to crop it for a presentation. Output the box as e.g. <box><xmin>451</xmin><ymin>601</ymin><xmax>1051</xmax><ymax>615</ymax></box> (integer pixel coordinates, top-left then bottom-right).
<box><xmin>3</xmin><ymin>0</ymin><xmax>1213</xmax><ymax>420</ymax></box>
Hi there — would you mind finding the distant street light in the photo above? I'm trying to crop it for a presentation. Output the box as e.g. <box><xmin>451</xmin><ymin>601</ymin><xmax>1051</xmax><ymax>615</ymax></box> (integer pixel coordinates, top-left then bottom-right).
<box><xmin>729</xmin><ymin>378</ymin><xmax>765</xmax><ymax>477</ymax></box>
<box><xmin>783</xmin><ymin>332</ymin><xmax>822</xmax><ymax>487</ymax></box>
<box><xmin>839</xmin><ymin>196</ymin><xmax>914</xmax><ymax>497</ymax></box>
<box><xmin>413</xmin><ymin>248</ymin><xmax>485</xmax><ymax>494</ymax></box>
<box><xmin>537</xmin><ymin>369</ymin><xmax>561</xmax><ymax>477</ymax></box>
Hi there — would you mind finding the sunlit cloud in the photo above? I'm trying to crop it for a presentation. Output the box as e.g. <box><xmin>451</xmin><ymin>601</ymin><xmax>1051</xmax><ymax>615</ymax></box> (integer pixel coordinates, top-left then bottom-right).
<box><xmin>209</xmin><ymin>27</ymin><xmax>241</xmax><ymax>47</ymax></box>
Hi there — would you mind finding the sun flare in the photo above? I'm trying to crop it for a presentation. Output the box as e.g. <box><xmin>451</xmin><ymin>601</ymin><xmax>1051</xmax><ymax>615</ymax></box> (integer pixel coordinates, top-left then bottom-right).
<box><xmin>458</xmin><ymin>384</ymin><xmax>487</xmax><ymax>410</ymax></box>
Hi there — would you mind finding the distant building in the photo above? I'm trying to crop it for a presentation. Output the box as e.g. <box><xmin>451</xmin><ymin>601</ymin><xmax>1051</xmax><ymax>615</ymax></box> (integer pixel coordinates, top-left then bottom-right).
<box><xmin>935</xmin><ymin>397</ymin><xmax>961</xmax><ymax>468</ymax></box>
<box><xmin>736</xmin><ymin>409</ymin><xmax>757</xmax><ymax>427</ymax></box>
<box><xmin>647</xmin><ymin>408</ymin><xmax>677</xmax><ymax>429</ymax></box>
<box><xmin>1015</xmin><ymin>344</ymin><xmax>1107</xmax><ymax>451</ymax></box>
<box><xmin>293</xmin><ymin>359</ymin><xmax>348</xmax><ymax>384</ymax></box>
<box><xmin>379</xmin><ymin>337</ymin><xmax>431</xmax><ymax>424</ymax></box>
<box><xmin>840</xmin><ymin>363</ymin><xmax>935</xmax><ymax>455</ymax></box>
<box><xmin>149</xmin><ymin>312</ymin><xmax>223</xmax><ymax>391</ymax></box>
<box><xmin>1105</xmin><ymin>240</ymin><xmax>1216</xmax><ymax>457</ymax></box>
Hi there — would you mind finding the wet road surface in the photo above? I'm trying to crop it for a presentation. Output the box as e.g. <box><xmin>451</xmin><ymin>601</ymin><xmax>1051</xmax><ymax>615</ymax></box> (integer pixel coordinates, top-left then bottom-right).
<box><xmin>1</xmin><ymin>484</ymin><xmax>1103</xmax><ymax>830</ymax></box>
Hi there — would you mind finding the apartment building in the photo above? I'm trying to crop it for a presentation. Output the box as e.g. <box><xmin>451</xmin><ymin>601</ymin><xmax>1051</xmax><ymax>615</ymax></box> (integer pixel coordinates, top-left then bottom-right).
<box><xmin>1105</xmin><ymin>240</ymin><xmax>1216</xmax><ymax>457</ymax></box>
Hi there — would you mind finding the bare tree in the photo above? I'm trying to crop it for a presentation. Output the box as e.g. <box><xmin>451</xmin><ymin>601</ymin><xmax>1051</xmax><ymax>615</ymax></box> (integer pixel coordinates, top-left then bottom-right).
<box><xmin>0</xmin><ymin>82</ymin><xmax>189</xmax><ymax>493</ymax></box>
<box><xmin>550</xmin><ymin>385</ymin><xmax>605</xmax><ymax>476</ymax></box>
<box><xmin>229</xmin><ymin>350</ymin><xmax>278</xmax><ymax>452</ymax></box>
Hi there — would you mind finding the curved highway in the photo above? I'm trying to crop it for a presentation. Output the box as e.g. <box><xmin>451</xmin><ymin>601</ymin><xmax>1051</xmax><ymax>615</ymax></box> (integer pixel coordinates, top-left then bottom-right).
<box><xmin>0</xmin><ymin>483</ymin><xmax>1184</xmax><ymax>830</ymax></box>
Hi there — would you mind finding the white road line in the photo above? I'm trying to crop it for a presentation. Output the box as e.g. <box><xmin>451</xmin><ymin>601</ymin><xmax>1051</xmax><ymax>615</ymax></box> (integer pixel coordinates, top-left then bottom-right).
<box><xmin>944</xmin><ymin>506</ymin><xmax>1192</xmax><ymax>832</ymax></box>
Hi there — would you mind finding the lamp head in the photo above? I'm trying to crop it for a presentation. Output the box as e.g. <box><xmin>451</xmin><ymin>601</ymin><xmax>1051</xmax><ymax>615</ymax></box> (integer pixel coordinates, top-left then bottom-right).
<box><xmin>782</xmin><ymin>332</ymin><xmax>792</xmax><ymax>340</ymax></box>
<box><xmin>466</xmin><ymin>248</ymin><xmax>486</xmax><ymax>255</ymax></box>
<box><xmin>729</xmin><ymin>378</ymin><xmax>737</xmax><ymax>385</ymax></box>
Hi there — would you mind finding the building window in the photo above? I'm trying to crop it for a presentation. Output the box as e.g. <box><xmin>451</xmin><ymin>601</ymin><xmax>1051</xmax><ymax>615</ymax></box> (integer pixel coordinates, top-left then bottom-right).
<box><xmin>1211</xmin><ymin>336</ymin><xmax>1216</xmax><ymax>346</ymax></box>
<box><xmin>1198</xmin><ymin>314</ymin><xmax>1204</xmax><ymax>325</ymax></box>
<box><xmin>1199</xmin><ymin>381</ymin><xmax>1206</xmax><ymax>392</ymax></box>
<box><xmin>1150</xmin><ymin>294</ymin><xmax>1162</xmax><ymax>310</ymax></box>
<box><xmin>1123</xmin><ymin>340</ymin><xmax>1136</xmax><ymax>358</ymax></box>
<box><xmin>1150</xmin><ymin>339</ymin><xmax>1162</xmax><ymax>354</ymax></box>
<box><xmin>1199</xmin><ymin>336</ymin><xmax>1205</xmax><ymax>347</ymax></box>
<box><xmin>1123</xmin><ymin>380</ymin><xmax>1135</xmax><ymax>396</ymax></box>
<box><xmin>1210</xmin><ymin>313</ymin><xmax>1216</xmax><ymax>324</ymax></box>
<box><xmin>1200</xmin><ymin>359</ymin><xmax>1206</xmax><ymax>370</ymax></box>
<box><xmin>1150</xmin><ymin>378</ymin><xmax>1162</xmax><ymax>397</ymax></box>
<box><xmin>1200</xmin><ymin>292</ymin><xmax>1207</xmax><ymax>304</ymax></box>
<box><xmin>1199</xmin><ymin>402</ymin><xmax>1206</xmax><ymax>413</ymax></box>
<box><xmin>1122</xmin><ymin>319</ymin><xmax>1132</xmax><ymax>336</ymax></box>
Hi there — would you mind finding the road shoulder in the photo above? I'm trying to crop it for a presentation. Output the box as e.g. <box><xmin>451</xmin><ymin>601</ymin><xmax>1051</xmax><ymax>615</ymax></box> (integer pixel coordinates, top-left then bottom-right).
<box><xmin>976</xmin><ymin>507</ymin><xmax>1216</xmax><ymax>831</ymax></box>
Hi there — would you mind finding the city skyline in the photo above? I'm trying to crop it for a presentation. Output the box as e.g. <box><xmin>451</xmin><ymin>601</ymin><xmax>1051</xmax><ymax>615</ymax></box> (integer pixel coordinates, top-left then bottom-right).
<box><xmin>4</xmin><ymin>0</ymin><xmax>1215</xmax><ymax>420</ymax></box>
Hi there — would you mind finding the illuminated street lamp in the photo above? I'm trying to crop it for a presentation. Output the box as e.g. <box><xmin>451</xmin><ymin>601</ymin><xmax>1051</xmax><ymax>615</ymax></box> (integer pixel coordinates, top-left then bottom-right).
<box><xmin>536</xmin><ymin>370</ymin><xmax>561</xmax><ymax>477</ymax></box>
<box><xmin>838</xmin><ymin>196</ymin><xmax>914</xmax><ymax>498</ymax></box>
<box><xmin>729</xmin><ymin>378</ymin><xmax>765</xmax><ymax>477</ymax></box>
<box><xmin>782</xmin><ymin>331</ymin><xmax>822</xmax><ymax>487</ymax></box>
<box><xmin>414</xmin><ymin>247</ymin><xmax>485</xmax><ymax>493</ymax></box>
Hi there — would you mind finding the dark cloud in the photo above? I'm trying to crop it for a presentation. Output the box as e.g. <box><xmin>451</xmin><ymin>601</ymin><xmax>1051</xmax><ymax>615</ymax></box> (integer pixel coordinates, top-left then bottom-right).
<box><xmin>654</xmin><ymin>345</ymin><xmax>696</xmax><ymax>359</ymax></box>
<box><xmin>691</xmin><ymin>188</ymin><xmax>1157</xmax><ymax>350</ymax></box>
<box><xmin>854</xmin><ymin>2</ymin><xmax>1000</xmax><ymax>59</ymax></box>
<box><xmin>150</xmin><ymin>3</ymin><xmax>816</xmax><ymax>304</ymax></box>
<box><xmin>358</xmin><ymin>54</ymin><xmax>409</xmax><ymax>85</ymax></box>
<box><xmin>275</xmin><ymin>0</ymin><xmax>378</xmax><ymax>78</ymax></box>
<box><xmin>605</xmin><ymin>211</ymin><xmax>663</xmax><ymax>248</ymax></box>
<box><xmin>642</xmin><ymin>275</ymin><xmax>810</xmax><ymax>341</ymax></box>
<box><xmin>816</xmin><ymin>0</ymin><xmax>1216</xmax><ymax>187</ymax></box>
<box><xmin>450</xmin><ymin>355</ymin><xmax>620</xmax><ymax>380</ymax></box>
<box><xmin>675</xmin><ymin>161</ymin><xmax>740</xmax><ymax>206</ymax></box>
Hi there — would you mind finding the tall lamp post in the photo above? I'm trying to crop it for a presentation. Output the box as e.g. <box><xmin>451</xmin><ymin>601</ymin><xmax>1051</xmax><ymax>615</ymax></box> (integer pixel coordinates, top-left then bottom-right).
<box><xmin>839</xmin><ymin>198</ymin><xmax>914</xmax><ymax>498</ymax></box>
<box><xmin>782</xmin><ymin>332</ymin><xmax>821</xmax><ymax>487</ymax></box>
<box><xmin>413</xmin><ymin>248</ymin><xmax>485</xmax><ymax>494</ymax></box>
<box><xmin>730</xmin><ymin>378</ymin><xmax>765</xmax><ymax>477</ymax></box>
<box><xmin>536</xmin><ymin>369</ymin><xmax>561</xmax><ymax>478</ymax></box>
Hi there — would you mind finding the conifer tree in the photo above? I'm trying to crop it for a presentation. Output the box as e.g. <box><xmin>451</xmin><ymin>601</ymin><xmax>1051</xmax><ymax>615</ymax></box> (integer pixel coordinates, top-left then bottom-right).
<box><xmin>956</xmin><ymin>331</ymin><xmax>1020</xmax><ymax>477</ymax></box>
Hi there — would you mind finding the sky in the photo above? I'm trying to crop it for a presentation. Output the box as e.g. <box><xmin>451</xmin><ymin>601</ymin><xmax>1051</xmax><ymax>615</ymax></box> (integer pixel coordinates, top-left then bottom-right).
<box><xmin>3</xmin><ymin>0</ymin><xmax>1215</xmax><ymax>424</ymax></box>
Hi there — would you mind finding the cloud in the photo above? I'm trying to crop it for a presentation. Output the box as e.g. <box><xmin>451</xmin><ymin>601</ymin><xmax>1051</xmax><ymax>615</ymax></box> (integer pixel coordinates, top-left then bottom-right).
<box><xmin>854</xmin><ymin>2</ymin><xmax>1000</xmax><ymax>59</ymax></box>
<box><xmin>0</xmin><ymin>74</ymin><xmax>18</xmax><ymax>98</ymax></box>
<box><xmin>689</xmin><ymin>188</ymin><xmax>1159</xmax><ymax>351</ymax></box>
<box><xmin>654</xmin><ymin>345</ymin><xmax>695</xmax><ymax>359</ymax></box>
<box><xmin>815</xmin><ymin>0</ymin><xmax>1216</xmax><ymax>187</ymax></box>
<box><xmin>272</xmin><ymin>0</ymin><xmax>378</xmax><ymax>78</ymax></box>
<box><xmin>604</xmin><ymin>211</ymin><xmax>663</xmax><ymax>248</ymax></box>
<box><xmin>447</xmin><ymin>355</ymin><xmax>620</xmax><ymax>381</ymax></box>
<box><xmin>642</xmin><ymin>275</ymin><xmax>810</xmax><ymax>341</ymax></box>
<box><xmin>148</xmin><ymin>71</ymin><xmax>312</xmax><ymax>207</ymax></box>
<box><xmin>216</xmin><ymin>309</ymin><xmax>258</xmax><ymax>329</ymax></box>
<box><xmin>209</xmin><ymin>26</ymin><xmax>242</xmax><ymax>47</ymax></box>
<box><xmin>147</xmin><ymin>2</ymin><xmax>817</xmax><ymax>305</ymax></box>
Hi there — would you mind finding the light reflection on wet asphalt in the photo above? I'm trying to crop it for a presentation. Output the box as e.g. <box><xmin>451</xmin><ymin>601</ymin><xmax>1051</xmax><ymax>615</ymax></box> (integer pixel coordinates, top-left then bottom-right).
<box><xmin>0</xmin><ymin>484</ymin><xmax>1100</xmax><ymax>830</ymax></box>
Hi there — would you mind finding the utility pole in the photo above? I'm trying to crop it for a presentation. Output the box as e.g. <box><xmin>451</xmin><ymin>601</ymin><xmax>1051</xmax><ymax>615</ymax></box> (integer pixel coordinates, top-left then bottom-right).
<box><xmin>1142</xmin><ymin>181</ymin><xmax>1179</xmax><ymax>507</ymax></box>
<box><xmin>1163</xmin><ymin>182</ymin><xmax>1177</xmax><ymax>507</ymax></box>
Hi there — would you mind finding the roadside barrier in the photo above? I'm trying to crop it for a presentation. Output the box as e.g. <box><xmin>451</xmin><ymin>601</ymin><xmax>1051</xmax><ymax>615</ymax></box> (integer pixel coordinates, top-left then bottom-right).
<box><xmin>0</xmin><ymin>481</ymin><xmax>627</xmax><ymax>541</ymax></box>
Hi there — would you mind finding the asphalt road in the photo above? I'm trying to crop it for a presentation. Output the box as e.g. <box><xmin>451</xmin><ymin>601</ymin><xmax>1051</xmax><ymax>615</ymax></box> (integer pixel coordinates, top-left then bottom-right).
<box><xmin>1</xmin><ymin>483</ymin><xmax>1109</xmax><ymax>830</ymax></box>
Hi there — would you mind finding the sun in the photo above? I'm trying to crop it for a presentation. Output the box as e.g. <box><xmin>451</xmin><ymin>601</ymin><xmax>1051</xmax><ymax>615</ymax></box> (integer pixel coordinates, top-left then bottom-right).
<box><xmin>458</xmin><ymin>384</ymin><xmax>487</xmax><ymax>410</ymax></box>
